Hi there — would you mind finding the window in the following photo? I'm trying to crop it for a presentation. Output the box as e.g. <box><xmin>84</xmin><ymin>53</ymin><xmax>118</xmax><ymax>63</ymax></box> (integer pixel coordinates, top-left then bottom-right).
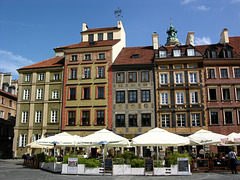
<box><xmin>88</xmin><ymin>34</ymin><xmax>94</xmax><ymax>42</ymax></box>
<box><xmin>51</xmin><ymin>110</ymin><xmax>58</xmax><ymax>123</ymax></box>
<box><xmin>161</xmin><ymin>114</ymin><xmax>170</xmax><ymax>127</ymax></box>
<box><xmin>0</xmin><ymin>110</ymin><xmax>4</xmax><ymax>118</ymax></box>
<box><xmin>35</xmin><ymin>111</ymin><xmax>41</xmax><ymax>123</ymax></box>
<box><xmin>52</xmin><ymin>90</ymin><xmax>59</xmax><ymax>99</ymax></box>
<box><xmin>131</xmin><ymin>54</ymin><xmax>139</xmax><ymax>58</ymax></box>
<box><xmin>25</xmin><ymin>74</ymin><xmax>31</xmax><ymax>82</ymax></box>
<box><xmin>68</xmin><ymin>111</ymin><xmax>76</xmax><ymax>126</ymax></box>
<box><xmin>142</xmin><ymin>90</ymin><xmax>150</xmax><ymax>102</ymax></box>
<box><xmin>107</xmin><ymin>32</ymin><xmax>113</xmax><ymax>40</ymax></box>
<box><xmin>21</xmin><ymin>111</ymin><xmax>28</xmax><ymax>123</ymax></box>
<box><xmin>9</xmin><ymin>100</ymin><xmax>12</xmax><ymax>107</ymax></box>
<box><xmin>97</xmin><ymin>87</ymin><xmax>104</xmax><ymax>99</ymax></box>
<box><xmin>176</xmin><ymin>92</ymin><xmax>184</xmax><ymax>104</ymax></box>
<box><xmin>1</xmin><ymin>97</ymin><xmax>4</xmax><ymax>104</ymax></box>
<box><xmin>128</xmin><ymin>90</ymin><xmax>137</xmax><ymax>103</ymax></box>
<box><xmin>32</xmin><ymin>134</ymin><xmax>41</xmax><ymax>142</ymax></box>
<box><xmin>70</xmin><ymin>68</ymin><xmax>77</xmax><ymax>79</ymax></box>
<box><xmin>189</xmin><ymin>72</ymin><xmax>198</xmax><ymax>83</ymax></box>
<box><xmin>236</xmin><ymin>88</ymin><xmax>240</xmax><ymax>100</ymax></box>
<box><xmin>36</xmin><ymin>88</ymin><xmax>43</xmax><ymax>100</ymax></box>
<box><xmin>175</xmin><ymin>73</ymin><xmax>183</xmax><ymax>84</ymax></box>
<box><xmin>173</xmin><ymin>49</ymin><xmax>181</xmax><ymax>57</ymax></box>
<box><xmin>116</xmin><ymin>73</ymin><xmax>124</xmax><ymax>83</ymax></box>
<box><xmin>83</xmin><ymin>67</ymin><xmax>91</xmax><ymax>79</ymax></box>
<box><xmin>116</xmin><ymin>114</ymin><xmax>125</xmax><ymax>127</ymax></box>
<box><xmin>98</xmin><ymin>33</ymin><xmax>103</xmax><ymax>41</ymax></box>
<box><xmin>159</xmin><ymin>51</ymin><xmax>167</xmax><ymax>58</ymax></box>
<box><xmin>98</xmin><ymin>53</ymin><xmax>105</xmax><ymax>60</ymax></box>
<box><xmin>224</xmin><ymin>111</ymin><xmax>233</xmax><ymax>124</ymax></box>
<box><xmin>160</xmin><ymin>74</ymin><xmax>168</xmax><ymax>84</ymax></box>
<box><xmin>23</xmin><ymin>89</ymin><xmax>30</xmax><ymax>100</ymax></box>
<box><xmin>234</xmin><ymin>68</ymin><xmax>240</xmax><ymax>78</ymax></box>
<box><xmin>161</xmin><ymin>92</ymin><xmax>169</xmax><ymax>105</ymax></box>
<box><xmin>190</xmin><ymin>92</ymin><xmax>199</xmax><ymax>104</ymax></box>
<box><xmin>220</xmin><ymin>68</ymin><xmax>228</xmax><ymax>78</ymax></box>
<box><xmin>191</xmin><ymin>113</ymin><xmax>200</xmax><ymax>127</ymax></box>
<box><xmin>160</xmin><ymin>66</ymin><xmax>168</xmax><ymax>70</ymax></box>
<box><xmin>222</xmin><ymin>88</ymin><xmax>231</xmax><ymax>101</ymax></box>
<box><xmin>207</xmin><ymin>68</ymin><xmax>215</xmax><ymax>79</ymax></box>
<box><xmin>84</xmin><ymin>54</ymin><xmax>91</xmax><ymax>60</ymax></box>
<box><xmin>69</xmin><ymin>88</ymin><xmax>76</xmax><ymax>100</ymax></box>
<box><xmin>38</xmin><ymin>73</ymin><xmax>44</xmax><ymax>81</ymax></box>
<box><xmin>82</xmin><ymin>111</ymin><xmax>90</xmax><ymax>125</ymax></box>
<box><xmin>129</xmin><ymin>114</ymin><xmax>137</xmax><ymax>127</ymax></box>
<box><xmin>116</xmin><ymin>91</ymin><xmax>125</xmax><ymax>103</ymax></box>
<box><xmin>210</xmin><ymin>111</ymin><xmax>219</xmax><ymax>125</ymax></box>
<box><xmin>141</xmin><ymin>71</ymin><xmax>149</xmax><ymax>82</ymax></box>
<box><xmin>141</xmin><ymin>114</ymin><xmax>151</xmax><ymax>127</ymax></box>
<box><xmin>188</xmin><ymin>64</ymin><xmax>197</xmax><ymax>68</ymax></box>
<box><xmin>97</xmin><ymin>67</ymin><xmax>105</xmax><ymax>78</ymax></box>
<box><xmin>53</xmin><ymin>74</ymin><xmax>60</xmax><ymax>80</ymax></box>
<box><xmin>71</xmin><ymin>55</ymin><xmax>78</xmax><ymax>61</ymax></box>
<box><xmin>174</xmin><ymin>65</ymin><xmax>182</xmax><ymax>69</ymax></box>
<box><xmin>209</xmin><ymin>88</ymin><xmax>217</xmax><ymax>101</ymax></box>
<box><xmin>177</xmin><ymin>114</ymin><xmax>186</xmax><ymax>127</ymax></box>
<box><xmin>83</xmin><ymin>87</ymin><xmax>90</xmax><ymax>99</ymax></box>
<box><xmin>187</xmin><ymin>49</ymin><xmax>195</xmax><ymax>56</ymax></box>
<box><xmin>96</xmin><ymin>110</ymin><xmax>104</xmax><ymax>125</ymax></box>
<box><xmin>128</xmin><ymin>72</ymin><xmax>137</xmax><ymax>82</ymax></box>
<box><xmin>19</xmin><ymin>134</ymin><xmax>27</xmax><ymax>147</ymax></box>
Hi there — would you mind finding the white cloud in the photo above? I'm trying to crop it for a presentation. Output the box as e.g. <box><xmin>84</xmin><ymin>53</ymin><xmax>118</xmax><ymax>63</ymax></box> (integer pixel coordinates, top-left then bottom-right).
<box><xmin>181</xmin><ymin>0</ymin><xmax>196</xmax><ymax>5</ymax></box>
<box><xmin>0</xmin><ymin>50</ymin><xmax>34</xmax><ymax>79</ymax></box>
<box><xmin>196</xmin><ymin>5</ymin><xmax>210</xmax><ymax>11</ymax></box>
<box><xmin>195</xmin><ymin>37</ymin><xmax>211</xmax><ymax>45</ymax></box>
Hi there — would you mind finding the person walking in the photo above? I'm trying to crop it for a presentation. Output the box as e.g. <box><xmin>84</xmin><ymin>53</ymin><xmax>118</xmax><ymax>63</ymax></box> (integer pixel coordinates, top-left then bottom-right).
<box><xmin>228</xmin><ymin>147</ymin><xmax>238</xmax><ymax>174</ymax></box>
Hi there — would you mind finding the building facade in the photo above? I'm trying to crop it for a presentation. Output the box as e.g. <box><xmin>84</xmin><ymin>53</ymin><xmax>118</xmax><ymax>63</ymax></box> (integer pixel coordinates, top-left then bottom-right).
<box><xmin>55</xmin><ymin>21</ymin><xmax>126</xmax><ymax>137</ymax></box>
<box><xmin>0</xmin><ymin>89</ymin><xmax>17</xmax><ymax>158</ymax></box>
<box><xmin>112</xmin><ymin>46</ymin><xmax>156</xmax><ymax>139</ymax></box>
<box><xmin>153</xmin><ymin>24</ymin><xmax>207</xmax><ymax>136</ymax></box>
<box><xmin>13</xmin><ymin>57</ymin><xmax>64</xmax><ymax>157</ymax></box>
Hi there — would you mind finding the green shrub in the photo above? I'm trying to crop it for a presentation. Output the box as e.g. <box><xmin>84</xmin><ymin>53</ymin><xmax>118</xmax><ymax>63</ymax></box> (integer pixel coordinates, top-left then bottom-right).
<box><xmin>36</xmin><ymin>152</ymin><xmax>46</xmax><ymax>162</ymax></box>
<box><xmin>85</xmin><ymin>159</ymin><xmax>101</xmax><ymax>168</ymax></box>
<box><xmin>78</xmin><ymin>158</ymin><xmax>87</xmax><ymax>164</ymax></box>
<box><xmin>165</xmin><ymin>152</ymin><xmax>191</xmax><ymax>165</ymax></box>
<box><xmin>131</xmin><ymin>158</ymin><xmax>144</xmax><ymax>167</ymax></box>
<box><xmin>49</xmin><ymin>156</ymin><xmax>56</xmax><ymax>162</ymax></box>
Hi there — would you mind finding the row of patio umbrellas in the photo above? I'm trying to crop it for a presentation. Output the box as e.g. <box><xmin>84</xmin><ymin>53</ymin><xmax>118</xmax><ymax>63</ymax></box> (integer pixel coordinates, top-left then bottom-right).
<box><xmin>26</xmin><ymin>128</ymin><xmax>240</xmax><ymax>150</ymax></box>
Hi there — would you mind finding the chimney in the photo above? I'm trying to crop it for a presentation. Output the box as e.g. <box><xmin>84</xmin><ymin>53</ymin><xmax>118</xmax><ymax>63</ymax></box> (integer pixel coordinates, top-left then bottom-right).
<box><xmin>152</xmin><ymin>32</ymin><xmax>159</xmax><ymax>50</ymax></box>
<box><xmin>186</xmin><ymin>32</ymin><xmax>194</xmax><ymax>46</ymax></box>
<box><xmin>220</xmin><ymin>28</ymin><xmax>229</xmax><ymax>44</ymax></box>
<box><xmin>82</xmin><ymin>23</ymin><xmax>88</xmax><ymax>32</ymax></box>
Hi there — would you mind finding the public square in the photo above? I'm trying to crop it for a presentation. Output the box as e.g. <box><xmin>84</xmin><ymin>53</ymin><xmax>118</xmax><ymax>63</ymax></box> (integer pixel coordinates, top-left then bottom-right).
<box><xmin>0</xmin><ymin>159</ymin><xmax>239</xmax><ymax>180</ymax></box>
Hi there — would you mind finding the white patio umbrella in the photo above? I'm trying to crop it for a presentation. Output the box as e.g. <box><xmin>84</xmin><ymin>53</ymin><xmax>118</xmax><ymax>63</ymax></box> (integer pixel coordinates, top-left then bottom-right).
<box><xmin>188</xmin><ymin>129</ymin><xmax>229</xmax><ymax>145</ymax></box>
<box><xmin>228</xmin><ymin>132</ymin><xmax>240</xmax><ymax>144</ymax></box>
<box><xmin>26</xmin><ymin>141</ymin><xmax>53</xmax><ymax>149</ymax></box>
<box><xmin>131</xmin><ymin>127</ymin><xmax>190</xmax><ymax>165</ymax></box>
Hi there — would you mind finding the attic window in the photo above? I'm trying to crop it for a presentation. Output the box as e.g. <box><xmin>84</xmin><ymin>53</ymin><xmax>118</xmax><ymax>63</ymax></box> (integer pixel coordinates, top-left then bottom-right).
<box><xmin>173</xmin><ymin>49</ymin><xmax>181</xmax><ymax>57</ymax></box>
<box><xmin>131</xmin><ymin>54</ymin><xmax>140</xmax><ymax>59</ymax></box>
<box><xmin>89</xmin><ymin>42</ymin><xmax>96</xmax><ymax>46</ymax></box>
<box><xmin>187</xmin><ymin>49</ymin><xmax>195</xmax><ymax>56</ymax></box>
<box><xmin>159</xmin><ymin>50</ymin><xmax>167</xmax><ymax>58</ymax></box>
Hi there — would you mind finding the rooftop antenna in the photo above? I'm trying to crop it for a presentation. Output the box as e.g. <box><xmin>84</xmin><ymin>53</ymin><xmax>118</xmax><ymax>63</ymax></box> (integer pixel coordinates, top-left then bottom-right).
<box><xmin>114</xmin><ymin>7</ymin><xmax>123</xmax><ymax>20</ymax></box>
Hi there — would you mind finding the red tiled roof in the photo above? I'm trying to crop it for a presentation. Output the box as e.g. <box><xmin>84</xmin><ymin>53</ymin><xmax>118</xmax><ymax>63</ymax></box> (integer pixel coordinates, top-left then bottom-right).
<box><xmin>55</xmin><ymin>40</ymin><xmax>120</xmax><ymax>50</ymax></box>
<box><xmin>0</xmin><ymin>89</ymin><xmax>17</xmax><ymax>99</ymax></box>
<box><xmin>113</xmin><ymin>46</ymin><xmax>154</xmax><ymax>65</ymax></box>
<box><xmin>82</xmin><ymin>27</ymin><xmax>119</xmax><ymax>33</ymax></box>
<box><xmin>229</xmin><ymin>36</ymin><xmax>240</xmax><ymax>58</ymax></box>
<box><xmin>19</xmin><ymin>57</ymin><xmax>64</xmax><ymax>70</ymax></box>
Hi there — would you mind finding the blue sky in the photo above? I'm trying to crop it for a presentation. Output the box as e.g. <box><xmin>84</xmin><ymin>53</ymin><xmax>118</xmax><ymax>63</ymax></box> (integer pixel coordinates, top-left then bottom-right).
<box><xmin>0</xmin><ymin>0</ymin><xmax>239</xmax><ymax>79</ymax></box>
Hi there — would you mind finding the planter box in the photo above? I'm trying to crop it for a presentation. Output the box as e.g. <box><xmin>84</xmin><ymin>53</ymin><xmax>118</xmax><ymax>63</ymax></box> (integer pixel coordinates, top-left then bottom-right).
<box><xmin>131</xmin><ymin>168</ymin><xmax>144</xmax><ymax>175</ymax></box>
<box><xmin>62</xmin><ymin>164</ymin><xmax>85</xmax><ymax>174</ymax></box>
<box><xmin>39</xmin><ymin>162</ymin><xmax>62</xmax><ymax>173</ymax></box>
<box><xmin>84</xmin><ymin>167</ymin><xmax>100</xmax><ymax>175</ymax></box>
<box><xmin>113</xmin><ymin>165</ymin><xmax>131</xmax><ymax>175</ymax></box>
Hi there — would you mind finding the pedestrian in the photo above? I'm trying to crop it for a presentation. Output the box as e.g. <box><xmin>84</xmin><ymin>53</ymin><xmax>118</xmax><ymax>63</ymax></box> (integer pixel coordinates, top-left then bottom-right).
<box><xmin>228</xmin><ymin>146</ymin><xmax>238</xmax><ymax>174</ymax></box>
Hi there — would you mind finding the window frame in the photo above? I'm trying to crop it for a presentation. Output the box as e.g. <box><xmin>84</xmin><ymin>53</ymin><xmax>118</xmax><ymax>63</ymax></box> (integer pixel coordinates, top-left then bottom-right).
<box><xmin>81</xmin><ymin>110</ymin><xmax>91</xmax><ymax>126</ymax></box>
<box><xmin>190</xmin><ymin>91</ymin><xmax>199</xmax><ymax>104</ymax></box>
<box><xmin>116</xmin><ymin>72</ymin><xmax>125</xmax><ymax>83</ymax></box>
<box><xmin>160</xmin><ymin>92</ymin><xmax>169</xmax><ymax>105</ymax></box>
<box><xmin>175</xmin><ymin>72</ymin><xmax>183</xmax><ymax>84</ymax></box>
<box><xmin>209</xmin><ymin>110</ymin><xmax>219</xmax><ymax>125</ymax></box>
<box><xmin>69</xmin><ymin>68</ymin><xmax>77</xmax><ymax>80</ymax></box>
<box><xmin>128</xmin><ymin>90</ymin><xmax>138</xmax><ymax>103</ymax></box>
<box><xmin>25</xmin><ymin>74</ymin><xmax>31</xmax><ymax>82</ymax></box>
<box><xmin>208</xmin><ymin>87</ymin><xmax>218</xmax><ymax>101</ymax></box>
<box><xmin>161</xmin><ymin>114</ymin><xmax>170</xmax><ymax>128</ymax></box>
<box><xmin>141</xmin><ymin>113</ymin><xmax>151</xmax><ymax>127</ymax></box>
<box><xmin>21</xmin><ymin>111</ymin><xmax>28</xmax><ymax>123</ymax></box>
<box><xmin>96</xmin><ymin>86</ymin><xmax>105</xmax><ymax>99</ymax></box>
<box><xmin>221</xmin><ymin>87</ymin><xmax>231</xmax><ymax>101</ymax></box>
<box><xmin>191</xmin><ymin>113</ymin><xmax>201</xmax><ymax>127</ymax></box>
<box><xmin>129</xmin><ymin>114</ymin><xmax>138</xmax><ymax>127</ymax></box>
<box><xmin>223</xmin><ymin>110</ymin><xmax>234</xmax><ymax>125</ymax></box>
<box><xmin>141</xmin><ymin>71</ymin><xmax>149</xmax><ymax>82</ymax></box>
<box><xmin>35</xmin><ymin>110</ymin><xmax>41</xmax><ymax>123</ymax></box>
<box><xmin>52</xmin><ymin>90</ymin><xmax>59</xmax><ymax>99</ymax></box>
<box><xmin>69</xmin><ymin>87</ymin><xmax>76</xmax><ymax>100</ymax></box>
<box><xmin>84</xmin><ymin>54</ymin><xmax>91</xmax><ymax>61</ymax></box>
<box><xmin>141</xmin><ymin>90</ymin><xmax>150</xmax><ymax>102</ymax></box>
<box><xmin>160</xmin><ymin>73</ymin><xmax>168</xmax><ymax>84</ymax></box>
<box><xmin>38</xmin><ymin>73</ymin><xmax>44</xmax><ymax>81</ymax></box>
<box><xmin>128</xmin><ymin>72</ymin><xmax>137</xmax><ymax>83</ymax></box>
<box><xmin>36</xmin><ymin>88</ymin><xmax>43</xmax><ymax>100</ymax></box>
<box><xmin>116</xmin><ymin>91</ymin><xmax>125</xmax><ymax>103</ymax></box>
<box><xmin>23</xmin><ymin>89</ymin><xmax>30</xmax><ymax>100</ymax></box>
<box><xmin>51</xmin><ymin>110</ymin><xmax>58</xmax><ymax>123</ymax></box>
<box><xmin>97</xmin><ymin>66</ymin><xmax>105</xmax><ymax>78</ymax></box>
<box><xmin>233</xmin><ymin>67</ymin><xmax>240</xmax><ymax>78</ymax></box>
<box><xmin>98</xmin><ymin>53</ymin><xmax>106</xmax><ymax>60</ymax></box>
<box><xmin>176</xmin><ymin>114</ymin><xmax>186</xmax><ymax>127</ymax></box>
<box><xmin>82</xmin><ymin>87</ymin><xmax>91</xmax><ymax>100</ymax></box>
<box><xmin>189</xmin><ymin>72</ymin><xmax>198</xmax><ymax>83</ymax></box>
<box><xmin>95</xmin><ymin>110</ymin><xmax>105</xmax><ymax>126</ymax></box>
<box><xmin>83</xmin><ymin>67</ymin><xmax>91</xmax><ymax>79</ymax></box>
<box><xmin>71</xmin><ymin>55</ymin><xmax>78</xmax><ymax>61</ymax></box>
<box><xmin>107</xmin><ymin>32</ymin><xmax>113</xmax><ymax>40</ymax></box>
<box><xmin>68</xmin><ymin>110</ymin><xmax>76</xmax><ymax>126</ymax></box>
<box><xmin>219</xmin><ymin>67</ymin><xmax>229</xmax><ymax>79</ymax></box>
<box><xmin>176</xmin><ymin>92</ymin><xmax>184</xmax><ymax>104</ymax></box>
<box><xmin>116</xmin><ymin>114</ymin><xmax>125</xmax><ymax>127</ymax></box>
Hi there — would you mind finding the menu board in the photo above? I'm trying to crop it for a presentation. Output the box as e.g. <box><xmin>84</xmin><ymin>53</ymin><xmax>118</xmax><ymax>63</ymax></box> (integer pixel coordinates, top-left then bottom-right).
<box><xmin>67</xmin><ymin>158</ymin><xmax>78</xmax><ymax>173</ymax></box>
<box><xmin>104</xmin><ymin>158</ymin><xmax>113</xmax><ymax>175</ymax></box>
<box><xmin>178</xmin><ymin>158</ymin><xmax>189</xmax><ymax>172</ymax></box>
<box><xmin>145</xmin><ymin>158</ymin><xmax>154</xmax><ymax>175</ymax></box>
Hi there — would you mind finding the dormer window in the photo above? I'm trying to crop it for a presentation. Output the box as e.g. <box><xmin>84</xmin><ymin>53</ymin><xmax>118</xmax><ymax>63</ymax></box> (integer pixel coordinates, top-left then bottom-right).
<box><xmin>187</xmin><ymin>49</ymin><xmax>195</xmax><ymax>56</ymax></box>
<box><xmin>205</xmin><ymin>46</ymin><xmax>218</xmax><ymax>59</ymax></box>
<box><xmin>98</xmin><ymin>33</ymin><xmax>103</xmax><ymax>41</ymax></box>
<box><xmin>159</xmin><ymin>51</ymin><xmax>167</xmax><ymax>58</ymax></box>
<box><xmin>88</xmin><ymin>34</ymin><xmax>94</xmax><ymax>42</ymax></box>
<box><xmin>219</xmin><ymin>45</ymin><xmax>233</xmax><ymax>58</ymax></box>
<box><xmin>107</xmin><ymin>32</ymin><xmax>113</xmax><ymax>40</ymax></box>
<box><xmin>173</xmin><ymin>49</ymin><xmax>181</xmax><ymax>57</ymax></box>
<box><xmin>131</xmin><ymin>54</ymin><xmax>139</xmax><ymax>59</ymax></box>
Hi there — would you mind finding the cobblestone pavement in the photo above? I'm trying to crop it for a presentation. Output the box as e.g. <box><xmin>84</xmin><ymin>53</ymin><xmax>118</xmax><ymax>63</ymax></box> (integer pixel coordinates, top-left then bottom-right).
<box><xmin>0</xmin><ymin>159</ymin><xmax>239</xmax><ymax>180</ymax></box>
